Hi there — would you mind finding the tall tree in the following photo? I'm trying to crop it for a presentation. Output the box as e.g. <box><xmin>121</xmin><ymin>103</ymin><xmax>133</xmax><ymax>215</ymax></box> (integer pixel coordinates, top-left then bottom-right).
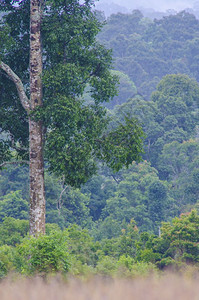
<box><xmin>29</xmin><ymin>0</ymin><xmax>45</xmax><ymax>235</ymax></box>
<box><xmin>0</xmin><ymin>0</ymin><xmax>144</xmax><ymax>235</ymax></box>
<box><xmin>0</xmin><ymin>0</ymin><xmax>44</xmax><ymax>234</ymax></box>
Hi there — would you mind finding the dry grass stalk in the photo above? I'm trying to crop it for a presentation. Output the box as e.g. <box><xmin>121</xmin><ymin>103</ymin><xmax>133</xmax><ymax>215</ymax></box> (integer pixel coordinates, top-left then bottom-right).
<box><xmin>0</xmin><ymin>273</ymin><xmax>199</xmax><ymax>300</ymax></box>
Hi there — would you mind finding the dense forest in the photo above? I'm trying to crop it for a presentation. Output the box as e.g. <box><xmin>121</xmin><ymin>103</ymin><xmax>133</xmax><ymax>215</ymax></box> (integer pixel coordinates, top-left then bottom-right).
<box><xmin>1</xmin><ymin>6</ymin><xmax>199</xmax><ymax>277</ymax></box>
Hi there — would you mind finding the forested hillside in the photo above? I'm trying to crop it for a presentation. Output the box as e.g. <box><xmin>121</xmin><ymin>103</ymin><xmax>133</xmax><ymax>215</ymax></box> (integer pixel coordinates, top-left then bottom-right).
<box><xmin>1</xmin><ymin>7</ymin><xmax>199</xmax><ymax>277</ymax></box>
<box><xmin>98</xmin><ymin>10</ymin><xmax>199</xmax><ymax>100</ymax></box>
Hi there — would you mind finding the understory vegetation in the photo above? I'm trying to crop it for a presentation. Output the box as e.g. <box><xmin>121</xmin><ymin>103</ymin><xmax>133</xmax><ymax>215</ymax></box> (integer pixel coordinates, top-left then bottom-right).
<box><xmin>0</xmin><ymin>210</ymin><xmax>199</xmax><ymax>278</ymax></box>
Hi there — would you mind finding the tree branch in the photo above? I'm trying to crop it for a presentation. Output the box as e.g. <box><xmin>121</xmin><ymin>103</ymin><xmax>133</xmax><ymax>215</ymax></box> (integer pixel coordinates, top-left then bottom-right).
<box><xmin>111</xmin><ymin>174</ymin><xmax>120</xmax><ymax>184</ymax></box>
<box><xmin>57</xmin><ymin>184</ymin><xmax>69</xmax><ymax>213</ymax></box>
<box><xmin>0</xmin><ymin>160</ymin><xmax>29</xmax><ymax>168</ymax></box>
<box><xmin>0</xmin><ymin>61</ymin><xmax>30</xmax><ymax>113</ymax></box>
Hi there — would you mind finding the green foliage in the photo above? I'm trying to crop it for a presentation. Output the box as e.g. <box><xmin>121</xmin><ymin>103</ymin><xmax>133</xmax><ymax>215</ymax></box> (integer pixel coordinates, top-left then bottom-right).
<box><xmin>0</xmin><ymin>217</ymin><xmax>29</xmax><ymax>246</ymax></box>
<box><xmin>0</xmin><ymin>140</ymin><xmax>11</xmax><ymax>167</ymax></box>
<box><xmin>2</xmin><ymin>6</ymin><xmax>199</xmax><ymax>278</ymax></box>
<box><xmin>96</xmin><ymin>116</ymin><xmax>145</xmax><ymax>172</ymax></box>
<box><xmin>137</xmin><ymin>248</ymin><xmax>160</xmax><ymax>264</ymax></box>
<box><xmin>116</xmin><ymin>255</ymin><xmax>134</xmax><ymax>274</ymax></box>
<box><xmin>17</xmin><ymin>231</ymin><xmax>70</xmax><ymax>275</ymax></box>
<box><xmin>152</xmin><ymin>74</ymin><xmax>199</xmax><ymax>107</ymax></box>
<box><xmin>92</xmin><ymin>217</ymin><xmax>124</xmax><ymax>240</ymax></box>
<box><xmin>0</xmin><ymin>21</ymin><xmax>15</xmax><ymax>60</ymax></box>
<box><xmin>96</xmin><ymin>256</ymin><xmax>117</xmax><ymax>276</ymax></box>
<box><xmin>158</xmin><ymin>139</ymin><xmax>199</xmax><ymax>209</ymax></box>
<box><xmin>116</xmin><ymin>219</ymin><xmax>140</xmax><ymax>257</ymax></box>
<box><xmin>106</xmin><ymin>70</ymin><xmax>137</xmax><ymax>108</ymax></box>
<box><xmin>0</xmin><ymin>1</ymin><xmax>30</xmax><ymax>162</ymax></box>
<box><xmin>152</xmin><ymin>73</ymin><xmax>199</xmax><ymax>166</ymax></box>
<box><xmin>95</xmin><ymin>161</ymin><xmax>171</xmax><ymax>235</ymax></box>
<box><xmin>2</xmin><ymin>212</ymin><xmax>199</xmax><ymax>278</ymax></box>
<box><xmin>0</xmin><ymin>165</ymin><xmax>29</xmax><ymax>198</ymax></box>
<box><xmin>81</xmin><ymin>174</ymin><xmax>116</xmax><ymax>221</ymax></box>
<box><xmin>1</xmin><ymin>0</ymin><xmax>144</xmax><ymax>188</ymax></box>
<box><xmin>130</xmin><ymin>261</ymin><xmax>157</xmax><ymax>278</ymax></box>
<box><xmin>0</xmin><ymin>216</ymin><xmax>159</xmax><ymax>278</ymax></box>
<box><xmin>65</xmin><ymin>225</ymin><xmax>100</xmax><ymax>267</ymax></box>
<box><xmin>113</xmin><ymin>74</ymin><xmax>199</xmax><ymax>172</ymax></box>
<box><xmin>43</xmin><ymin>97</ymin><xmax>107</xmax><ymax>187</ymax></box>
<box><xmin>0</xmin><ymin>165</ymin><xmax>93</xmax><ymax>230</ymax></box>
<box><xmin>69</xmin><ymin>258</ymin><xmax>95</xmax><ymax>277</ymax></box>
<box><xmin>0</xmin><ymin>190</ymin><xmax>29</xmax><ymax>221</ymax></box>
<box><xmin>0</xmin><ymin>245</ymin><xmax>16</xmax><ymax>278</ymax></box>
<box><xmin>148</xmin><ymin>181</ymin><xmax>167</xmax><ymax>228</ymax></box>
<box><xmin>46</xmin><ymin>188</ymin><xmax>92</xmax><ymax>228</ymax></box>
<box><xmin>98</xmin><ymin>10</ymin><xmax>199</xmax><ymax>100</ymax></box>
<box><xmin>144</xmin><ymin>210</ymin><xmax>199</xmax><ymax>268</ymax></box>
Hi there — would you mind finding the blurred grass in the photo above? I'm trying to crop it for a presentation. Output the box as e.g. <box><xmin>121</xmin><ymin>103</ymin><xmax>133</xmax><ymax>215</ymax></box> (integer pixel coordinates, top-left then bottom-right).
<box><xmin>1</xmin><ymin>271</ymin><xmax>199</xmax><ymax>300</ymax></box>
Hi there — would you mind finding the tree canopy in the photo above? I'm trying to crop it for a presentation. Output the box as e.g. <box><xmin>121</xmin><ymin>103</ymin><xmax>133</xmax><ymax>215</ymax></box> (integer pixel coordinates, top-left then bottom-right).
<box><xmin>0</xmin><ymin>0</ymin><xmax>144</xmax><ymax>234</ymax></box>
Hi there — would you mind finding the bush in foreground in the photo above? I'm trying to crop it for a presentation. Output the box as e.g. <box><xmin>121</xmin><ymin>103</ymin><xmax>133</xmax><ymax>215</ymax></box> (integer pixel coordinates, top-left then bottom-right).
<box><xmin>16</xmin><ymin>232</ymin><xmax>70</xmax><ymax>275</ymax></box>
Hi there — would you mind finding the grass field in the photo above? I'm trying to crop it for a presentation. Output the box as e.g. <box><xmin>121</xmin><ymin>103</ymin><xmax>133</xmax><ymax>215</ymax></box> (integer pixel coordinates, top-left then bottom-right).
<box><xmin>1</xmin><ymin>273</ymin><xmax>199</xmax><ymax>300</ymax></box>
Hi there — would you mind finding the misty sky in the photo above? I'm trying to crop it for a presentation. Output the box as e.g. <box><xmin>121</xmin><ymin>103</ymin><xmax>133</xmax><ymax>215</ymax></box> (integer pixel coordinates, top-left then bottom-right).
<box><xmin>96</xmin><ymin>0</ymin><xmax>197</xmax><ymax>12</ymax></box>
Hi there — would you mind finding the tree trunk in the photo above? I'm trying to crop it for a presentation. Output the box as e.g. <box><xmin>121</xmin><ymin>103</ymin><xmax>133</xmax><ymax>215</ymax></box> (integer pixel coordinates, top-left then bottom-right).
<box><xmin>29</xmin><ymin>0</ymin><xmax>45</xmax><ymax>235</ymax></box>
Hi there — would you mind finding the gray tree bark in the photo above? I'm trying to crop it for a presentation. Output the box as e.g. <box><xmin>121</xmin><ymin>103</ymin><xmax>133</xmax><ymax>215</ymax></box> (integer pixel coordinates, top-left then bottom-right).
<box><xmin>29</xmin><ymin>0</ymin><xmax>45</xmax><ymax>235</ymax></box>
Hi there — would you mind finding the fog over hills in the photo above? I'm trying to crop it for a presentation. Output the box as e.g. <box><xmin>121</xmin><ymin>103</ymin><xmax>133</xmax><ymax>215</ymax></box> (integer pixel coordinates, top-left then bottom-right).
<box><xmin>96</xmin><ymin>0</ymin><xmax>196</xmax><ymax>11</ymax></box>
<box><xmin>95</xmin><ymin>0</ymin><xmax>199</xmax><ymax>17</ymax></box>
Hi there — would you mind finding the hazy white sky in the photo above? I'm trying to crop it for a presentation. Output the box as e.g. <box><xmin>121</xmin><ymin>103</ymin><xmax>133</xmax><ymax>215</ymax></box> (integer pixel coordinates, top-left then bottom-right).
<box><xmin>96</xmin><ymin>0</ymin><xmax>197</xmax><ymax>12</ymax></box>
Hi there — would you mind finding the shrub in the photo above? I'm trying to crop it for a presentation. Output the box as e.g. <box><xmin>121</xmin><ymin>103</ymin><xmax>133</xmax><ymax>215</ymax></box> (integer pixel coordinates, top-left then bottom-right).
<box><xmin>0</xmin><ymin>245</ymin><xmax>16</xmax><ymax>278</ymax></box>
<box><xmin>115</xmin><ymin>255</ymin><xmax>134</xmax><ymax>277</ymax></box>
<box><xmin>16</xmin><ymin>231</ymin><xmax>70</xmax><ymax>276</ymax></box>
<box><xmin>130</xmin><ymin>262</ymin><xmax>158</xmax><ymax>278</ymax></box>
<box><xmin>96</xmin><ymin>256</ymin><xmax>117</xmax><ymax>276</ymax></box>
<box><xmin>69</xmin><ymin>258</ymin><xmax>95</xmax><ymax>278</ymax></box>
